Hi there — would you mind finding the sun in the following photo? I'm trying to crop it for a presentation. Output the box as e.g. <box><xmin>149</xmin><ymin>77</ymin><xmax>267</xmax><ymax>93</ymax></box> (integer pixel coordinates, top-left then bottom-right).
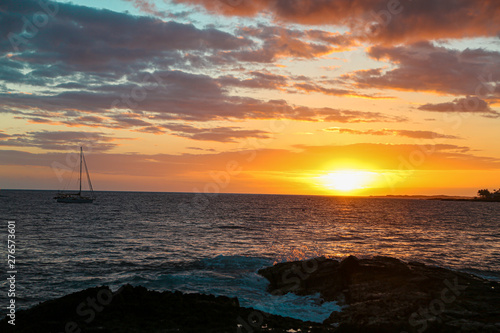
<box><xmin>318</xmin><ymin>170</ymin><xmax>377</xmax><ymax>192</ymax></box>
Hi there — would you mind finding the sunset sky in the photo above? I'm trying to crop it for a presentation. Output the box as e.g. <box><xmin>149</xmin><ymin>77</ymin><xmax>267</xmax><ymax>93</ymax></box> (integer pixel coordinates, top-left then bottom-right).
<box><xmin>1</xmin><ymin>0</ymin><xmax>499</xmax><ymax>195</ymax></box>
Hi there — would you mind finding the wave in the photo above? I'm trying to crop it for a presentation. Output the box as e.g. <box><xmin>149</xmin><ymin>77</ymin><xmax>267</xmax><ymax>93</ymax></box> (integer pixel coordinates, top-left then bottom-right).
<box><xmin>103</xmin><ymin>255</ymin><xmax>340</xmax><ymax>323</ymax></box>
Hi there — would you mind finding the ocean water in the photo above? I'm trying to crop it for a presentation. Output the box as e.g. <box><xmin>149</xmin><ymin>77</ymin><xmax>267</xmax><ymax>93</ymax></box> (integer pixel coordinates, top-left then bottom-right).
<box><xmin>0</xmin><ymin>190</ymin><xmax>499</xmax><ymax>321</ymax></box>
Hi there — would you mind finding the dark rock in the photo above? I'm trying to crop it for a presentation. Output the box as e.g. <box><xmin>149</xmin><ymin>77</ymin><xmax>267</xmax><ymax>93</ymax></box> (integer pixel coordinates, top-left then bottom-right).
<box><xmin>258</xmin><ymin>257</ymin><xmax>344</xmax><ymax>300</ymax></box>
<box><xmin>0</xmin><ymin>284</ymin><xmax>335</xmax><ymax>332</ymax></box>
<box><xmin>258</xmin><ymin>256</ymin><xmax>500</xmax><ymax>332</ymax></box>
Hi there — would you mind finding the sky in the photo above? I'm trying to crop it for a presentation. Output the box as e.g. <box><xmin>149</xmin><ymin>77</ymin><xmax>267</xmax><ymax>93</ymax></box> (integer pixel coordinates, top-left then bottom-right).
<box><xmin>0</xmin><ymin>0</ymin><xmax>499</xmax><ymax>196</ymax></box>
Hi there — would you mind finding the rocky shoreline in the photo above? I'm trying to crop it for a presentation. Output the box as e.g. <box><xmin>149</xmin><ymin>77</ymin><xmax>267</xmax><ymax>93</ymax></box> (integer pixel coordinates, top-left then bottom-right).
<box><xmin>1</xmin><ymin>256</ymin><xmax>499</xmax><ymax>332</ymax></box>
<box><xmin>0</xmin><ymin>284</ymin><xmax>333</xmax><ymax>333</ymax></box>
<box><xmin>259</xmin><ymin>256</ymin><xmax>500</xmax><ymax>332</ymax></box>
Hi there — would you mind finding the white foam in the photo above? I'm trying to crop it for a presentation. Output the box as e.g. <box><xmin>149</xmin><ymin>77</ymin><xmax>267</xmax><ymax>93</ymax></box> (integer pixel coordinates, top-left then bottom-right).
<box><xmin>235</xmin><ymin>272</ymin><xmax>341</xmax><ymax>323</ymax></box>
<box><xmin>148</xmin><ymin>255</ymin><xmax>341</xmax><ymax>323</ymax></box>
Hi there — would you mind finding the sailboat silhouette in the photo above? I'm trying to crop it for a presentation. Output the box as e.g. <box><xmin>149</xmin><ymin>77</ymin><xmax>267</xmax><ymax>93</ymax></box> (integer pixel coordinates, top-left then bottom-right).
<box><xmin>54</xmin><ymin>147</ymin><xmax>95</xmax><ymax>203</ymax></box>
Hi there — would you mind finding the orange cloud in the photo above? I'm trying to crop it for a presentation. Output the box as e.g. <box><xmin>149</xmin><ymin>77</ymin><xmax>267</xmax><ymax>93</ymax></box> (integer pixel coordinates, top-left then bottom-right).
<box><xmin>324</xmin><ymin>128</ymin><xmax>462</xmax><ymax>140</ymax></box>
<box><xmin>175</xmin><ymin>0</ymin><xmax>500</xmax><ymax>44</ymax></box>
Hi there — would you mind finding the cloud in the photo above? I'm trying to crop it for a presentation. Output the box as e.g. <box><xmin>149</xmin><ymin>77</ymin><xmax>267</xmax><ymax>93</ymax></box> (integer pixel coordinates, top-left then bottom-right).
<box><xmin>174</xmin><ymin>0</ymin><xmax>500</xmax><ymax>44</ymax></box>
<box><xmin>0</xmin><ymin>69</ymin><xmax>404</xmax><ymax>126</ymax></box>
<box><xmin>228</xmin><ymin>25</ymin><xmax>355</xmax><ymax>63</ymax></box>
<box><xmin>306</xmin><ymin>108</ymin><xmax>406</xmax><ymax>123</ymax></box>
<box><xmin>0</xmin><ymin>131</ymin><xmax>10</xmax><ymax>139</ymax></box>
<box><xmin>161</xmin><ymin>124</ymin><xmax>271</xmax><ymax>142</ymax></box>
<box><xmin>0</xmin><ymin>1</ymin><xmax>372</xmax><ymax>127</ymax></box>
<box><xmin>293</xmin><ymin>82</ymin><xmax>393</xmax><ymax>99</ymax></box>
<box><xmin>418</xmin><ymin>96</ymin><xmax>498</xmax><ymax>116</ymax></box>
<box><xmin>187</xmin><ymin>147</ymin><xmax>216</xmax><ymax>152</ymax></box>
<box><xmin>0</xmin><ymin>131</ymin><xmax>126</xmax><ymax>151</ymax></box>
<box><xmin>218</xmin><ymin>71</ymin><xmax>389</xmax><ymax>99</ymax></box>
<box><xmin>345</xmin><ymin>42</ymin><xmax>500</xmax><ymax>97</ymax></box>
<box><xmin>0</xmin><ymin>0</ymin><xmax>406</xmax><ymax>137</ymax></box>
<box><xmin>217</xmin><ymin>71</ymin><xmax>289</xmax><ymax>90</ymax></box>
<box><xmin>0</xmin><ymin>0</ymin><xmax>252</xmax><ymax>82</ymax></box>
<box><xmin>181</xmin><ymin>25</ymin><xmax>355</xmax><ymax>66</ymax></box>
<box><xmin>0</xmin><ymin>0</ymin><xmax>358</xmax><ymax>89</ymax></box>
<box><xmin>125</xmin><ymin>0</ymin><xmax>162</xmax><ymax>16</ymax></box>
<box><xmin>324</xmin><ymin>128</ymin><xmax>462</xmax><ymax>140</ymax></box>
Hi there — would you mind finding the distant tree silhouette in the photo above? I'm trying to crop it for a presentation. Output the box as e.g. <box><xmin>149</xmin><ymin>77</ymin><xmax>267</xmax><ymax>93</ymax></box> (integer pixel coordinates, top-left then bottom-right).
<box><xmin>477</xmin><ymin>189</ymin><xmax>491</xmax><ymax>198</ymax></box>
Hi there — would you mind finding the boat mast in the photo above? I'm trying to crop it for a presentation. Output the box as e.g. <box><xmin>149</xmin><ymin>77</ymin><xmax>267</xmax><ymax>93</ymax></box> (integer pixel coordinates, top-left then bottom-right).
<box><xmin>79</xmin><ymin>146</ymin><xmax>82</xmax><ymax>195</ymax></box>
<box><xmin>83</xmin><ymin>151</ymin><xmax>94</xmax><ymax>198</ymax></box>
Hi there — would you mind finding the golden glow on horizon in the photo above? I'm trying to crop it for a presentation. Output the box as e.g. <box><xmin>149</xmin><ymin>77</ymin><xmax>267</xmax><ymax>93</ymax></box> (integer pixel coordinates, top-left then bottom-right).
<box><xmin>318</xmin><ymin>170</ymin><xmax>378</xmax><ymax>192</ymax></box>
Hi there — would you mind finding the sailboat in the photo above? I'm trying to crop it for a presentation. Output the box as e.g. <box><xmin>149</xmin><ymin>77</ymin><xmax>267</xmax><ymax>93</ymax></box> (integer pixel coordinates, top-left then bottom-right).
<box><xmin>55</xmin><ymin>147</ymin><xmax>96</xmax><ymax>203</ymax></box>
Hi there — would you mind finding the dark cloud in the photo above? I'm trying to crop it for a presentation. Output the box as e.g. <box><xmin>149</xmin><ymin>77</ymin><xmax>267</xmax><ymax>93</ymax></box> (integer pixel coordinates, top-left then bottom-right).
<box><xmin>131</xmin><ymin>122</ymin><xmax>273</xmax><ymax>142</ymax></box>
<box><xmin>217</xmin><ymin>71</ymin><xmax>289</xmax><ymax>90</ymax></box>
<box><xmin>293</xmin><ymin>82</ymin><xmax>393</xmax><ymax>99</ymax></box>
<box><xmin>0</xmin><ymin>57</ymin><xmax>26</xmax><ymax>84</ymax></box>
<box><xmin>1</xmin><ymin>0</ymin><xmax>250</xmax><ymax>55</ymax></box>
<box><xmin>162</xmin><ymin>124</ymin><xmax>271</xmax><ymax>142</ymax></box>
<box><xmin>0</xmin><ymin>130</ymin><xmax>125</xmax><ymax>151</ymax></box>
<box><xmin>324</xmin><ymin>128</ymin><xmax>462</xmax><ymax>140</ymax></box>
<box><xmin>418</xmin><ymin>96</ymin><xmax>498</xmax><ymax>116</ymax></box>
<box><xmin>217</xmin><ymin>71</ymin><xmax>388</xmax><ymax>99</ymax></box>
<box><xmin>0</xmin><ymin>0</ymin><xmax>252</xmax><ymax>86</ymax></box>
<box><xmin>0</xmin><ymin>69</ymin><xmax>404</xmax><ymax>125</ymax></box>
<box><xmin>301</xmin><ymin>108</ymin><xmax>406</xmax><ymax>123</ymax></box>
<box><xmin>345</xmin><ymin>42</ymin><xmax>500</xmax><ymax>98</ymax></box>
<box><xmin>175</xmin><ymin>0</ymin><xmax>500</xmax><ymax>44</ymax></box>
<box><xmin>229</xmin><ymin>25</ymin><xmax>355</xmax><ymax>63</ymax></box>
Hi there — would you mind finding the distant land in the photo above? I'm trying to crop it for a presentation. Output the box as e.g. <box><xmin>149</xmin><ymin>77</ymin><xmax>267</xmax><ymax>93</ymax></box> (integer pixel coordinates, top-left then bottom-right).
<box><xmin>370</xmin><ymin>194</ymin><xmax>500</xmax><ymax>202</ymax></box>
<box><xmin>370</xmin><ymin>195</ymin><xmax>473</xmax><ymax>200</ymax></box>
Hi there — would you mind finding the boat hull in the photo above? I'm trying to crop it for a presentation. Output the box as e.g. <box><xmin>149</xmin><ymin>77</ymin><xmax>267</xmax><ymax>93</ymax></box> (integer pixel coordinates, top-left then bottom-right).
<box><xmin>56</xmin><ymin>197</ymin><xmax>94</xmax><ymax>203</ymax></box>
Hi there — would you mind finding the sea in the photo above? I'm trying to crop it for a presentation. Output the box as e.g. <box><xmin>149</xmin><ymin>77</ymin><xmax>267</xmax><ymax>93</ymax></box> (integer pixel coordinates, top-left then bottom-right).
<box><xmin>0</xmin><ymin>190</ymin><xmax>499</xmax><ymax>322</ymax></box>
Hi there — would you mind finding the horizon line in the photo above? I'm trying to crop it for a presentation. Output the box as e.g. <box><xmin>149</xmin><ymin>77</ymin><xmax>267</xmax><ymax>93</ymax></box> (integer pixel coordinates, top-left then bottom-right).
<box><xmin>0</xmin><ymin>188</ymin><xmax>476</xmax><ymax>198</ymax></box>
